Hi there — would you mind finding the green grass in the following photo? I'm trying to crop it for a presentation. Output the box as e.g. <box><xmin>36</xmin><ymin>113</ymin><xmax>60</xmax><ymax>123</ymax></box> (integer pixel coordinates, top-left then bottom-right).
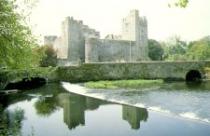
<box><xmin>84</xmin><ymin>79</ymin><xmax>163</xmax><ymax>89</ymax></box>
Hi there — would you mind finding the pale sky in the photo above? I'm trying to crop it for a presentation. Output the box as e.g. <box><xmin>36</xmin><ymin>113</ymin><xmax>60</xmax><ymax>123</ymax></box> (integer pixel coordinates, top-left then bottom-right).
<box><xmin>30</xmin><ymin>0</ymin><xmax>210</xmax><ymax>42</ymax></box>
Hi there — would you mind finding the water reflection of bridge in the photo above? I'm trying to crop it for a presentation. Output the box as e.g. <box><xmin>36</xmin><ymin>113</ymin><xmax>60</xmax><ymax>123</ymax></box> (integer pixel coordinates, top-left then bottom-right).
<box><xmin>58</xmin><ymin>93</ymin><xmax>148</xmax><ymax>130</ymax></box>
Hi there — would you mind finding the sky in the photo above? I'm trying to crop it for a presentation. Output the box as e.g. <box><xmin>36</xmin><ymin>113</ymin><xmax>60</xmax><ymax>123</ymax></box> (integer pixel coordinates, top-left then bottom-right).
<box><xmin>29</xmin><ymin>0</ymin><xmax>210</xmax><ymax>42</ymax></box>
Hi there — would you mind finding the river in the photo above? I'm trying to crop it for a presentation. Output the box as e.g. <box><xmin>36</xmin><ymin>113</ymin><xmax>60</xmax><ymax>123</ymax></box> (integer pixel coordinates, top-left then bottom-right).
<box><xmin>0</xmin><ymin>82</ymin><xmax>210</xmax><ymax>136</ymax></box>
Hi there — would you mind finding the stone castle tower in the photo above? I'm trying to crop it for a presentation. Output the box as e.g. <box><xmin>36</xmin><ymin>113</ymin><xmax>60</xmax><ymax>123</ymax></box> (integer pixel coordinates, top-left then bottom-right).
<box><xmin>45</xmin><ymin>10</ymin><xmax>148</xmax><ymax>66</ymax></box>
<box><xmin>121</xmin><ymin>10</ymin><xmax>148</xmax><ymax>60</ymax></box>
<box><xmin>52</xmin><ymin>17</ymin><xmax>100</xmax><ymax>65</ymax></box>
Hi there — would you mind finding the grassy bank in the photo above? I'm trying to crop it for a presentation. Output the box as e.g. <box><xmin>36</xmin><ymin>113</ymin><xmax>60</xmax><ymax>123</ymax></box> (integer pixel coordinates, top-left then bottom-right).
<box><xmin>84</xmin><ymin>79</ymin><xmax>163</xmax><ymax>89</ymax></box>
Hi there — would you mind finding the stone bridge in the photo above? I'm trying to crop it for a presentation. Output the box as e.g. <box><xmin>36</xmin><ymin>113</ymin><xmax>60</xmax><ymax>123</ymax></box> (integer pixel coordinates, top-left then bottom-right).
<box><xmin>1</xmin><ymin>61</ymin><xmax>210</xmax><ymax>89</ymax></box>
<box><xmin>0</xmin><ymin>67</ymin><xmax>57</xmax><ymax>90</ymax></box>
<box><xmin>57</xmin><ymin>61</ymin><xmax>210</xmax><ymax>82</ymax></box>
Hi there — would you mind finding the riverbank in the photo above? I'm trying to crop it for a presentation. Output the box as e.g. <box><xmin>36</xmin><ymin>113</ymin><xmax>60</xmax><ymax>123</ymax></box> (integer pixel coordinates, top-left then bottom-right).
<box><xmin>84</xmin><ymin>79</ymin><xmax>163</xmax><ymax>89</ymax></box>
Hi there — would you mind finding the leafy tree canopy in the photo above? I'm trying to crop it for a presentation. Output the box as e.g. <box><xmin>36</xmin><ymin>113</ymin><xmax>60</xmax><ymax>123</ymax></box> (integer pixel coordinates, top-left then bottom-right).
<box><xmin>162</xmin><ymin>36</ymin><xmax>188</xmax><ymax>61</ymax></box>
<box><xmin>34</xmin><ymin>97</ymin><xmax>57</xmax><ymax>117</ymax></box>
<box><xmin>0</xmin><ymin>0</ymin><xmax>39</xmax><ymax>69</ymax></box>
<box><xmin>38</xmin><ymin>45</ymin><xmax>57</xmax><ymax>67</ymax></box>
<box><xmin>148</xmin><ymin>39</ymin><xmax>164</xmax><ymax>61</ymax></box>
<box><xmin>169</xmin><ymin>0</ymin><xmax>189</xmax><ymax>8</ymax></box>
<box><xmin>186</xmin><ymin>37</ymin><xmax>210</xmax><ymax>60</ymax></box>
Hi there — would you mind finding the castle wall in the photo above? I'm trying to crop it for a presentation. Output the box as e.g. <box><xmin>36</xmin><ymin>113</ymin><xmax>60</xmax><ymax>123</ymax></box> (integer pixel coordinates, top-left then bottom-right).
<box><xmin>139</xmin><ymin>17</ymin><xmax>148</xmax><ymax>60</ymax></box>
<box><xmin>67</xmin><ymin>17</ymin><xmax>84</xmax><ymax>63</ymax></box>
<box><xmin>54</xmin><ymin>37</ymin><xmax>68</xmax><ymax>59</ymax></box>
<box><xmin>57</xmin><ymin>19</ymin><xmax>69</xmax><ymax>60</ymax></box>
<box><xmin>85</xmin><ymin>38</ymin><xmax>99</xmax><ymax>63</ymax></box>
<box><xmin>99</xmin><ymin>39</ymin><xmax>136</xmax><ymax>62</ymax></box>
<box><xmin>85</xmin><ymin>38</ymin><xmax>136</xmax><ymax>63</ymax></box>
<box><xmin>58</xmin><ymin>17</ymin><xmax>100</xmax><ymax>65</ymax></box>
<box><xmin>45</xmin><ymin>10</ymin><xmax>148</xmax><ymax>66</ymax></box>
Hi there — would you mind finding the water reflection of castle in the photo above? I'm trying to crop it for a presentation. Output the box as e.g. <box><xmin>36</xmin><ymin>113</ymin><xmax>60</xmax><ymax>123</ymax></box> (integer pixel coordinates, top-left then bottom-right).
<box><xmin>123</xmin><ymin>105</ymin><xmax>148</xmax><ymax>129</ymax></box>
<box><xmin>58</xmin><ymin>93</ymin><xmax>107</xmax><ymax>129</ymax></box>
<box><xmin>63</xmin><ymin>95</ymin><xmax>85</xmax><ymax>129</ymax></box>
<box><xmin>58</xmin><ymin>93</ymin><xmax>148</xmax><ymax>130</ymax></box>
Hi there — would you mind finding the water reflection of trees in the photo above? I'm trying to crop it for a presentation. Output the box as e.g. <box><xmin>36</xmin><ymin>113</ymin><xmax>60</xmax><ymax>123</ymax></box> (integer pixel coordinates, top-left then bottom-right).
<box><xmin>161</xmin><ymin>81</ymin><xmax>210</xmax><ymax>91</ymax></box>
<box><xmin>33</xmin><ymin>83</ymin><xmax>65</xmax><ymax>117</ymax></box>
<box><xmin>0</xmin><ymin>106</ymin><xmax>24</xmax><ymax>136</ymax></box>
<box><xmin>0</xmin><ymin>84</ymin><xmax>63</xmax><ymax>135</ymax></box>
<box><xmin>34</xmin><ymin>97</ymin><xmax>58</xmax><ymax>117</ymax></box>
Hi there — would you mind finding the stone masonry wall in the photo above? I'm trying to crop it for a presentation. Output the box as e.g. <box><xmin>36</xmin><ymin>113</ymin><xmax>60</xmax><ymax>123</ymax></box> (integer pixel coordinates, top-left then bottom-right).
<box><xmin>57</xmin><ymin>61</ymin><xmax>210</xmax><ymax>82</ymax></box>
<box><xmin>2</xmin><ymin>61</ymin><xmax>210</xmax><ymax>89</ymax></box>
<box><xmin>55</xmin><ymin>17</ymin><xmax>100</xmax><ymax>65</ymax></box>
<box><xmin>85</xmin><ymin>38</ymin><xmax>136</xmax><ymax>63</ymax></box>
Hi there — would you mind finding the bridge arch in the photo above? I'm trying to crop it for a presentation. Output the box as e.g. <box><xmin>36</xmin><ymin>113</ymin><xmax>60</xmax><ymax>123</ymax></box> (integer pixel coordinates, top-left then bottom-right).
<box><xmin>185</xmin><ymin>70</ymin><xmax>202</xmax><ymax>82</ymax></box>
<box><xmin>5</xmin><ymin>77</ymin><xmax>47</xmax><ymax>90</ymax></box>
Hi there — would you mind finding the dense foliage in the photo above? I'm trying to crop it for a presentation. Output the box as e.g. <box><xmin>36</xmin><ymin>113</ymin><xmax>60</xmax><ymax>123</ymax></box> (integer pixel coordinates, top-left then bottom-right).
<box><xmin>0</xmin><ymin>0</ymin><xmax>40</xmax><ymax>68</ymax></box>
<box><xmin>0</xmin><ymin>107</ymin><xmax>24</xmax><ymax>136</ymax></box>
<box><xmin>149</xmin><ymin>36</ymin><xmax>210</xmax><ymax>61</ymax></box>
<box><xmin>186</xmin><ymin>37</ymin><xmax>210</xmax><ymax>60</ymax></box>
<box><xmin>148</xmin><ymin>39</ymin><xmax>164</xmax><ymax>60</ymax></box>
<box><xmin>34</xmin><ymin>97</ymin><xmax>58</xmax><ymax>116</ymax></box>
<box><xmin>38</xmin><ymin>45</ymin><xmax>57</xmax><ymax>67</ymax></box>
<box><xmin>162</xmin><ymin>36</ymin><xmax>188</xmax><ymax>61</ymax></box>
<box><xmin>170</xmin><ymin>0</ymin><xmax>189</xmax><ymax>8</ymax></box>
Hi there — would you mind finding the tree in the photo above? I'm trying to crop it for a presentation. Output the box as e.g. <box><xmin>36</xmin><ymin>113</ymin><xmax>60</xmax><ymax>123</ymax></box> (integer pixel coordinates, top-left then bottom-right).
<box><xmin>34</xmin><ymin>97</ymin><xmax>58</xmax><ymax>117</ymax></box>
<box><xmin>0</xmin><ymin>0</ymin><xmax>39</xmax><ymax>68</ymax></box>
<box><xmin>39</xmin><ymin>45</ymin><xmax>57</xmax><ymax>67</ymax></box>
<box><xmin>176</xmin><ymin>0</ymin><xmax>189</xmax><ymax>7</ymax></box>
<box><xmin>163</xmin><ymin>36</ymin><xmax>188</xmax><ymax>61</ymax></box>
<box><xmin>186</xmin><ymin>37</ymin><xmax>210</xmax><ymax>60</ymax></box>
<box><xmin>0</xmin><ymin>107</ymin><xmax>24</xmax><ymax>136</ymax></box>
<box><xmin>169</xmin><ymin>0</ymin><xmax>189</xmax><ymax>8</ymax></box>
<box><xmin>148</xmin><ymin>39</ymin><xmax>164</xmax><ymax>60</ymax></box>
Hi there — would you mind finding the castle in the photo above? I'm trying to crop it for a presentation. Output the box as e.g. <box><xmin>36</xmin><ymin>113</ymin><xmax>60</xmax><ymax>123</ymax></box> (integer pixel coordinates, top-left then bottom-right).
<box><xmin>44</xmin><ymin>10</ymin><xmax>148</xmax><ymax>66</ymax></box>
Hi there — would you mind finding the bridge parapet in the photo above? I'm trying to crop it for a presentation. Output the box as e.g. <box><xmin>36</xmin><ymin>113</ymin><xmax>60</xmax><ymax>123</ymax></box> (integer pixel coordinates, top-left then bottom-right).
<box><xmin>57</xmin><ymin>61</ymin><xmax>210</xmax><ymax>82</ymax></box>
<box><xmin>1</xmin><ymin>61</ymin><xmax>210</xmax><ymax>90</ymax></box>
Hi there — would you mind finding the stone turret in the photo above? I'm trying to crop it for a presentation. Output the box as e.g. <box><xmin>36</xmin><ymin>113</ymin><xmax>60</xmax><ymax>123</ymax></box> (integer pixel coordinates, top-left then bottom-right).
<box><xmin>139</xmin><ymin>16</ymin><xmax>148</xmax><ymax>60</ymax></box>
<box><xmin>121</xmin><ymin>10</ymin><xmax>148</xmax><ymax>61</ymax></box>
<box><xmin>59</xmin><ymin>16</ymin><xmax>100</xmax><ymax>65</ymax></box>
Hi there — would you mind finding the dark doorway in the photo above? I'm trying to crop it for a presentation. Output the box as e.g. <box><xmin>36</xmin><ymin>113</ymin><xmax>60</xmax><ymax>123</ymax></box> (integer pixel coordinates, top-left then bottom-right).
<box><xmin>186</xmin><ymin>70</ymin><xmax>202</xmax><ymax>82</ymax></box>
